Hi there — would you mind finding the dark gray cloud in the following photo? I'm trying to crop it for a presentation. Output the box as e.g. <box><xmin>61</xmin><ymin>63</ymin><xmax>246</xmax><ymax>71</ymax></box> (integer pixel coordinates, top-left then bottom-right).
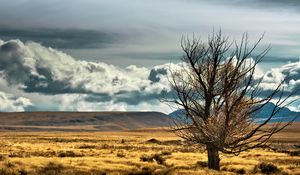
<box><xmin>148</xmin><ymin>67</ymin><xmax>168</xmax><ymax>83</ymax></box>
<box><xmin>0</xmin><ymin>0</ymin><xmax>299</xmax><ymax>67</ymax></box>
<box><xmin>83</xmin><ymin>91</ymin><xmax>162</xmax><ymax>105</ymax></box>
<box><xmin>242</xmin><ymin>0</ymin><xmax>300</xmax><ymax>10</ymax></box>
<box><xmin>0</xmin><ymin>41</ymin><xmax>31</xmax><ymax>84</ymax></box>
<box><xmin>262</xmin><ymin>56</ymin><xmax>299</xmax><ymax>63</ymax></box>
<box><xmin>1</xmin><ymin>38</ymin><xmax>300</xmax><ymax>112</ymax></box>
<box><xmin>0</xmin><ymin>0</ymin><xmax>300</xmax><ymax>112</ymax></box>
<box><xmin>0</xmin><ymin>40</ymin><xmax>76</xmax><ymax>94</ymax></box>
<box><xmin>0</xmin><ymin>39</ymin><xmax>174</xmax><ymax>106</ymax></box>
<box><xmin>207</xmin><ymin>0</ymin><xmax>300</xmax><ymax>11</ymax></box>
<box><xmin>0</xmin><ymin>28</ymin><xmax>119</xmax><ymax>49</ymax></box>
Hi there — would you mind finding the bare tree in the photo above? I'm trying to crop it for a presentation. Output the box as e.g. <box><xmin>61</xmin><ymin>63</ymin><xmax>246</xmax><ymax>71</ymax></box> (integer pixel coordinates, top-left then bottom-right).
<box><xmin>163</xmin><ymin>31</ymin><xmax>299</xmax><ymax>170</ymax></box>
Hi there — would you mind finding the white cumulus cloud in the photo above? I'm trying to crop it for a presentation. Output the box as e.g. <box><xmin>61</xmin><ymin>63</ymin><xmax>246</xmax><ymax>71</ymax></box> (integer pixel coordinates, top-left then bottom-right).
<box><xmin>0</xmin><ymin>39</ymin><xmax>179</xmax><ymax>103</ymax></box>
<box><xmin>0</xmin><ymin>91</ymin><xmax>32</xmax><ymax>111</ymax></box>
<box><xmin>0</xmin><ymin>39</ymin><xmax>300</xmax><ymax>112</ymax></box>
<box><xmin>0</xmin><ymin>39</ymin><xmax>182</xmax><ymax>111</ymax></box>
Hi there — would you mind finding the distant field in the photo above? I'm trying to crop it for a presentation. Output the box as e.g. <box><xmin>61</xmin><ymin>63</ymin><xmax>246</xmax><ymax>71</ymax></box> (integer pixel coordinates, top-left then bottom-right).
<box><xmin>267</xmin><ymin>122</ymin><xmax>300</xmax><ymax>144</ymax></box>
<box><xmin>0</xmin><ymin>123</ymin><xmax>299</xmax><ymax>175</ymax></box>
<box><xmin>0</xmin><ymin>111</ymin><xmax>171</xmax><ymax>131</ymax></box>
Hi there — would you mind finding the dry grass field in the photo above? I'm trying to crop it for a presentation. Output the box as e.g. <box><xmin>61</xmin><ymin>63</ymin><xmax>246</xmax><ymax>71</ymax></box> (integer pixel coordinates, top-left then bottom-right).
<box><xmin>0</xmin><ymin>124</ymin><xmax>299</xmax><ymax>175</ymax></box>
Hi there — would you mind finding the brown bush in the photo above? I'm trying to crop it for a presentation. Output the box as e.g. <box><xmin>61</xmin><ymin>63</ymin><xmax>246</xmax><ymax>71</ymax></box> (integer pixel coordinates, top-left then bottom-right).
<box><xmin>254</xmin><ymin>162</ymin><xmax>280</xmax><ymax>174</ymax></box>
<box><xmin>196</xmin><ymin>161</ymin><xmax>207</xmax><ymax>168</ymax></box>
<box><xmin>57</xmin><ymin>150</ymin><xmax>80</xmax><ymax>157</ymax></box>
<box><xmin>77</xmin><ymin>144</ymin><xmax>96</xmax><ymax>149</ymax></box>
<box><xmin>140</xmin><ymin>153</ymin><xmax>166</xmax><ymax>165</ymax></box>
<box><xmin>38</xmin><ymin>162</ymin><xmax>64</xmax><ymax>175</ymax></box>
<box><xmin>116</xmin><ymin>152</ymin><xmax>126</xmax><ymax>158</ymax></box>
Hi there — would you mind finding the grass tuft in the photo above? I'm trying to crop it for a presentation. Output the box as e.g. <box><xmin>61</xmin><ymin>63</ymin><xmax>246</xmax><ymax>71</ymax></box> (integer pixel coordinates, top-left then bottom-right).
<box><xmin>254</xmin><ymin>162</ymin><xmax>280</xmax><ymax>174</ymax></box>
<box><xmin>37</xmin><ymin>162</ymin><xmax>64</xmax><ymax>175</ymax></box>
<box><xmin>57</xmin><ymin>150</ymin><xmax>81</xmax><ymax>157</ymax></box>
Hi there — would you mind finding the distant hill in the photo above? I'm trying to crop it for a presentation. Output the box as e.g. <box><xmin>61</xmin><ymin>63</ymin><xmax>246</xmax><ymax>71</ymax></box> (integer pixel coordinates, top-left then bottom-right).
<box><xmin>169</xmin><ymin>102</ymin><xmax>300</xmax><ymax>123</ymax></box>
<box><xmin>169</xmin><ymin>109</ymin><xmax>186</xmax><ymax>120</ymax></box>
<box><xmin>254</xmin><ymin>102</ymin><xmax>300</xmax><ymax>122</ymax></box>
<box><xmin>0</xmin><ymin>111</ymin><xmax>172</xmax><ymax>131</ymax></box>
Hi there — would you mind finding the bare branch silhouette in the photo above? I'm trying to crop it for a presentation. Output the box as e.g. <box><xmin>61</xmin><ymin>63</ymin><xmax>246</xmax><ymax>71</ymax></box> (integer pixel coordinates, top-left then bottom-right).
<box><xmin>162</xmin><ymin>31</ymin><xmax>299</xmax><ymax>170</ymax></box>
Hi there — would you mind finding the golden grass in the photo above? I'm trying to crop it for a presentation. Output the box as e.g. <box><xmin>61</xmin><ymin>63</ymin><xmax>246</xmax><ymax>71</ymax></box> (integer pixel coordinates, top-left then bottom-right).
<box><xmin>0</xmin><ymin>131</ymin><xmax>299</xmax><ymax>175</ymax></box>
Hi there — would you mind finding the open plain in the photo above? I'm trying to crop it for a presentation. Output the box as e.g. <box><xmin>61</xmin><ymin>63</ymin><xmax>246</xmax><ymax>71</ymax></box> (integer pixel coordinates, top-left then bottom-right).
<box><xmin>0</xmin><ymin>123</ymin><xmax>299</xmax><ymax>175</ymax></box>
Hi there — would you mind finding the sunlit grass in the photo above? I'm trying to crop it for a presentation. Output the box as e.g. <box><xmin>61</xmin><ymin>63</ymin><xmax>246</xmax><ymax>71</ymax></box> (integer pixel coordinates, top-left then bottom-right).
<box><xmin>0</xmin><ymin>131</ymin><xmax>299</xmax><ymax>174</ymax></box>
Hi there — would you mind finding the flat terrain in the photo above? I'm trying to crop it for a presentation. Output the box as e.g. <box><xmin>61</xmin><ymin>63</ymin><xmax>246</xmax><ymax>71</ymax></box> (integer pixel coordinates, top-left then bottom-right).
<box><xmin>0</xmin><ymin>123</ymin><xmax>299</xmax><ymax>175</ymax></box>
<box><xmin>0</xmin><ymin>112</ymin><xmax>171</xmax><ymax>131</ymax></box>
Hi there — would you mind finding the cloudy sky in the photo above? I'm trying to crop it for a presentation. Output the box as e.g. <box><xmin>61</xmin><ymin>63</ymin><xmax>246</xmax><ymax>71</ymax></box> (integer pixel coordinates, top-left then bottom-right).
<box><xmin>1</xmin><ymin>0</ymin><xmax>300</xmax><ymax>113</ymax></box>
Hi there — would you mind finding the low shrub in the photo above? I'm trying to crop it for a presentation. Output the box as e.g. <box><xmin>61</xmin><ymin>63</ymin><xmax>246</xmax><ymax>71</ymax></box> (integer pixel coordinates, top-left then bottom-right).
<box><xmin>18</xmin><ymin>168</ymin><xmax>28</xmax><ymax>175</ymax></box>
<box><xmin>57</xmin><ymin>150</ymin><xmax>79</xmax><ymax>157</ymax></box>
<box><xmin>0</xmin><ymin>168</ymin><xmax>19</xmax><ymax>175</ymax></box>
<box><xmin>140</xmin><ymin>155</ymin><xmax>154</xmax><ymax>162</ymax></box>
<box><xmin>236</xmin><ymin>168</ymin><xmax>246</xmax><ymax>174</ymax></box>
<box><xmin>0</xmin><ymin>154</ymin><xmax>6</xmax><ymax>161</ymax></box>
<box><xmin>31</xmin><ymin>150</ymin><xmax>56</xmax><ymax>157</ymax></box>
<box><xmin>160</xmin><ymin>151</ymin><xmax>172</xmax><ymax>156</ymax></box>
<box><xmin>128</xmin><ymin>167</ymin><xmax>174</xmax><ymax>175</ymax></box>
<box><xmin>196</xmin><ymin>161</ymin><xmax>207</xmax><ymax>168</ymax></box>
<box><xmin>0</xmin><ymin>162</ymin><xmax>27</xmax><ymax>175</ymax></box>
<box><xmin>128</xmin><ymin>170</ymin><xmax>152</xmax><ymax>175</ymax></box>
<box><xmin>153</xmin><ymin>154</ymin><xmax>165</xmax><ymax>165</ymax></box>
<box><xmin>289</xmin><ymin>150</ymin><xmax>300</xmax><ymax>156</ymax></box>
<box><xmin>140</xmin><ymin>153</ymin><xmax>166</xmax><ymax>165</ymax></box>
<box><xmin>8</xmin><ymin>152</ymin><xmax>26</xmax><ymax>158</ymax></box>
<box><xmin>4</xmin><ymin>161</ymin><xmax>15</xmax><ymax>168</ymax></box>
<box><xmin>77</xmin><ymin>144</ymin><xmax>96</xmax><ymax>149</ymax></box>
<box><xmin>254</xmin><ymin>162</ymin><xmax>280</xmax><ymax>174</ymax></box>
<box><xmin>220</xmin><ymin>166</ymin><xmax>227</xmax><ymax>171</ymax></box>
<box><xmin>101</xmin><ymin>144</ymin><xmax>110</xmax><ymax>149</ymax></box>
<box><xmin>38</xmin><ymin>162</ymin><xmax>64</xmax><ymax>175</ymax></box>
<box><xmin>116</xmin><ymin>152</ymin><xmax>126</xmax><ymax>158</ymax></box>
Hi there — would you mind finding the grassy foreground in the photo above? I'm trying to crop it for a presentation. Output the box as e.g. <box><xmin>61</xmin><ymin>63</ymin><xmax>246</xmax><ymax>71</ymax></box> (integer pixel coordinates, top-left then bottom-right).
<box><xmin>0</xmin><ymin>129</ymin><xmax>299</xmax><ymax>175</ymax></box>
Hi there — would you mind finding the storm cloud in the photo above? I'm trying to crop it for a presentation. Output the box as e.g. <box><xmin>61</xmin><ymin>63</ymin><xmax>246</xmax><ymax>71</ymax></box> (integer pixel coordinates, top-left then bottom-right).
<box><xmin>0</xmin><ymin>28</ymin><xmax>119</xmax><ymax>49</ymax></box>
<box><xmin>0</xmin><ymin>39</ymin><xmax>177</xmax><ymax>106</ymax></box>
<box><xmin>222</xmin><ymin>0</ymin><xmax>300</xmax><ymax>11</ymax></box>
<box><xmin>0</xmin><ymin>0</ymin><xmax>299</xmax><ymax>67</ymax></box>
<box><xmin>1</xmin><ymin>39</ymin><xmax>300</xmax><ymax>111</ymax></box>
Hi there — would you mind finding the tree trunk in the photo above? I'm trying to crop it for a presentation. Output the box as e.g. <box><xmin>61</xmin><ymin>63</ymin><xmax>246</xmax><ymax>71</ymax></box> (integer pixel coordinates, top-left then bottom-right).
<box><xmin>206</xmin><ymin>144</ymin><xmax>220</xmax><ymax>170</ymax></box>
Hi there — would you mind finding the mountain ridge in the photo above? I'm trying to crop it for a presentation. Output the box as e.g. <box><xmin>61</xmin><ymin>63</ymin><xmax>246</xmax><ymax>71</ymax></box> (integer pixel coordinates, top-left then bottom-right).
<box><xmin>169</xmin><ymin>102</ymin><xmax>300</xmax><ymax>123</ymax></box>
